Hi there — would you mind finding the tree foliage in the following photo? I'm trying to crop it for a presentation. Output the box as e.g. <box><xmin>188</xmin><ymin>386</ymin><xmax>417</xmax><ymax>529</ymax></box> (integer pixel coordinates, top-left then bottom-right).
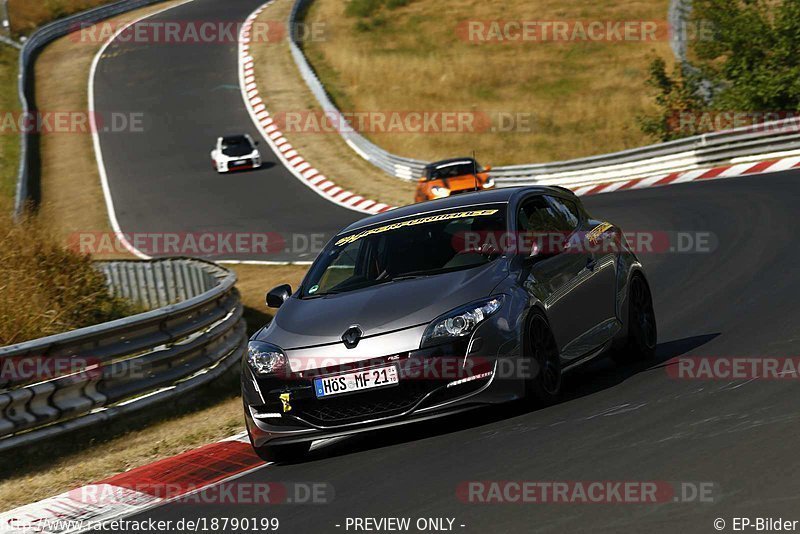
<box><xmin>641</xmin><ymin>0</ymin><xmax>800</xmax><ymax>141</ymax></box>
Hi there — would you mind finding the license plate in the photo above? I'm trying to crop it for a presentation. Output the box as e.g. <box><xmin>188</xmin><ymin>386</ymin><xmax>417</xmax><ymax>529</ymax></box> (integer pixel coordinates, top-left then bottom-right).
<box><xmin>233</xmin><ymin>160</ymin><xmax>247</xmax><ymax>166</ymax></box>
<box><xmin>314</xmin><ymin>365</ymin><xmax>399</xmax><ymax>399</ymax></box>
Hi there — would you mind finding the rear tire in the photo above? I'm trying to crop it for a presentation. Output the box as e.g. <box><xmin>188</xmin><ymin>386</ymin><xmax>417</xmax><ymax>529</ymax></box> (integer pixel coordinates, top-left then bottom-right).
<box><xmin>525</xmin><ymin>312</ymin><xmax>562</xmax><ymax>406</ymax></box>
<box><xmin>613</xmin><ymin>274</ymin><xmax>657</xmax><ymax>364</ymax></box>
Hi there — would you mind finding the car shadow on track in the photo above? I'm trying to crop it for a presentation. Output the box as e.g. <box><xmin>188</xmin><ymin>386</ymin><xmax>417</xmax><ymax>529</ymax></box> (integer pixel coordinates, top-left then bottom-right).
<box><xmin>290</xmin><ymin>333</ymin><xmax>720</xmax><ymax>465</ymax></box>
<box><xmin>559</xmin><ymin>332</ymin><xmax>720</xmax><ymax>404</ymax></box>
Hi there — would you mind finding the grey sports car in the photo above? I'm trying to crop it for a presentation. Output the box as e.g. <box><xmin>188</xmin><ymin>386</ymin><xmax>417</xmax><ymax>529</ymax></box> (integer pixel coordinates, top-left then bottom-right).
<box><xmin>242</xmin><ymin>186</ymin><xmax>656</xmax><ymax>461</ymax></box>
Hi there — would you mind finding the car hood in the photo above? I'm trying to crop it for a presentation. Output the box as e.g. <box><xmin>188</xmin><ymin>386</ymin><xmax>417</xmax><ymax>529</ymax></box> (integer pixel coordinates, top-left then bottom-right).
<box><xmin>218</xmin><ymin>150</ymin><xmax>257</xmax><ymax>160</ymax></box>
<box><xmin>257</xmin><ymin>260</ymin><xmax>509</xmax><ymax>350</ymax></box>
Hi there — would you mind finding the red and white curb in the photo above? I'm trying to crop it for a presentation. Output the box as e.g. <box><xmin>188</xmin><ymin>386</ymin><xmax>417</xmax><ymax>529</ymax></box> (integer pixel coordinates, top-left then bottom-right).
<box><xmin>238</xmin><ymin>2</ymin><xmax>394</xmax><ymax>216</ymax></box>
<box><xmin>0</xmin><ymin>433</ymin><xmax>263</xmax><ymax>534</ymax></box>
<box><xmin>566</xmin><ymin>155</ymin><xmax>800</xmax><ymax>197</ymax></box>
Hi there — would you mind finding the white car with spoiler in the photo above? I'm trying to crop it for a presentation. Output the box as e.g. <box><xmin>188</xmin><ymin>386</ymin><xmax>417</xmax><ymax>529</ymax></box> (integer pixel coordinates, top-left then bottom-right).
<box><xmin>211</xmin><ymin>134</ymin><xmax>262</xmax><ymax>173</ymax></box>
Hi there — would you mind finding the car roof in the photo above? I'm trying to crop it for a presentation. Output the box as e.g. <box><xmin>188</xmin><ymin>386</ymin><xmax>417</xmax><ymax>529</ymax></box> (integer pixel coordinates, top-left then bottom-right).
<box><xmin>339</xmin><ymin>186</ymin><xmax>572</xmax><ymax>234</ymax></box>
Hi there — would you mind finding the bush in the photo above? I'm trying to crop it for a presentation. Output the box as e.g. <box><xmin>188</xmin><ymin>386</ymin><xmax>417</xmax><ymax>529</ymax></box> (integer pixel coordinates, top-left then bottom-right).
<box><xmin>638</xmin><ymin>58</ymin><xmax>709</xmax><ymax>142</ymax></box>
<box><xmin>641</xmin><ymin>0</ymin><xmax>800</xmax><ymax>141</ymax></box>
<box><xmin>0</xmin><ymin>211</ymin><xmax>137</xmax><ymax>346</ymax></box>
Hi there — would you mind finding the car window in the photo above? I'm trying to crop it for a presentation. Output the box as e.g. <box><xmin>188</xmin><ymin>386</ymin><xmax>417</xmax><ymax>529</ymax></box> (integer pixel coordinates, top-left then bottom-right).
<box><xmin>303</xmin><ymin>205</ymin><xmax>507</xmax><ymax>297</ymax></box>
<box><xmin>427</xmin><ymin>161</ymin><xmax>478</xmax><ymax>180</ymax></box>
<box><xmin>220</xmin><ymin>136</ymin><xmax>254</xmax><ymax>157</ymax></box>
<box><xmin>518</xmin><ymin>195</ymin><xmax>575</xmax><ymax>233</ymax></box>
<box><xmin>545</xmin><ymin>196</ymin><xmax>580</xmax><ymax>230</ymax></box>
<box><xmin>313</xmin><ymin>240</ymin><xmax>362</xmax><ymax>294</ymax></box>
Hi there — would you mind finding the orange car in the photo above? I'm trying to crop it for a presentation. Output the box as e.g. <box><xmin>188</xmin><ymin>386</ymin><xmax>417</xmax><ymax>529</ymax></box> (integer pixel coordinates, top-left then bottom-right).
<box><xmin>414</xmin><ymin>158</ymin><xmax>495</xmax><ymax>203</ymax></box>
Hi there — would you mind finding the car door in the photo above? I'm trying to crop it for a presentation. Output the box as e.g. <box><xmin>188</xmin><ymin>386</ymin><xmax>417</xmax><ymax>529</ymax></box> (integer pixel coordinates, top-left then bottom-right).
<box><xmin>517</xmin><ymin>195</ymin><xmax>614</xmax><ymax>361</ymax></box>
<box><xmin>547</xmin><ymin>196</ymin><xmax>619</xmax><ymax>356</ymax></box>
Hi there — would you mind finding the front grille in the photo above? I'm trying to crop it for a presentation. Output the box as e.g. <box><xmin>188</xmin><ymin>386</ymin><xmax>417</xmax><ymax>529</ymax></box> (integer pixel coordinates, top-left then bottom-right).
<box><xmin>297</xmin><ymin>380</ymin><xmax>441</xmax><ymax>426</ymax></box>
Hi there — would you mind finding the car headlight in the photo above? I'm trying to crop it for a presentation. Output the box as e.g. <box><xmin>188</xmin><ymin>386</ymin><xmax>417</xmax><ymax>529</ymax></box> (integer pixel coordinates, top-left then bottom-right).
<box><xmin>247</xmin><ymin>341</ymin><xmax>288</xmax><ymax>376</ymax></box>
<box><xmin>430</xmin><ymin>186</ymin><xmax>451</xmax><ymax>198</ymax></box>
<box><xmin>421</xmin><ymin>296</ymin><xmax>505</xmax><ymax>348</ymax></box>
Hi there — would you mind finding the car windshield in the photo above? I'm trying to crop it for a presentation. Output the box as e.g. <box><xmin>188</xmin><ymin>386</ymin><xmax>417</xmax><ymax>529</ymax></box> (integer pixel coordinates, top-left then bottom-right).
<box><xmin>221</xmin><ymin>136</ymin><xmax>253</xmax><ymax>157</ymax></box>
<box><xmin>426</xmin><ymin>161</ymin><xmax>479</xmax><ymax>180</ymax></box>
<box><xmin>302</xmin><ymin>204</ymin><xmax>507</xmax><ymax>297</ymax></box>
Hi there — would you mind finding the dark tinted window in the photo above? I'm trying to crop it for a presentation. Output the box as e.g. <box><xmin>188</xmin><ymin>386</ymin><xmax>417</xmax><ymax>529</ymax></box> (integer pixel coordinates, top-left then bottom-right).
<box><xmin>426</xmin><ymin>160</ymin><xmax>479</xmax><ymax>180</ymax></box>
<box><xmin>545</xmin><ymin>196</ymin><xmax>580</xmax><ymax>230</ymax></box>
<box><xmin>221</xmin><ymin>136</ymin><xmax>254</xmax><ymax>157</ymax></box>
<box><xmin>518</xmin><ymin>195</ymin><xmax>576</xmax><ymax>233</ymax></box>
<box><xmin>303</xmin><ymin>205</ymin><xmax>507</xmax><ymax>297</ymax></box>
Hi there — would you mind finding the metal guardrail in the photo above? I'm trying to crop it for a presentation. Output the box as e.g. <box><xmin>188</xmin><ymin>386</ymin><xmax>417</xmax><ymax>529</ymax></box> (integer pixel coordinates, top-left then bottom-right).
<box><xmin>287</xmin><ymin>0</ymin><xmax>800</xmax><ymax>187</ymax></box>
<box><xmin>0</xmin><ymin>259</ymin><xmax>246</xmax><ymax>454</ymax></box>
<box><xmin>13</xmin><ymin>0</ymin><xmax>172</xmax><ymax>218</ymax></box>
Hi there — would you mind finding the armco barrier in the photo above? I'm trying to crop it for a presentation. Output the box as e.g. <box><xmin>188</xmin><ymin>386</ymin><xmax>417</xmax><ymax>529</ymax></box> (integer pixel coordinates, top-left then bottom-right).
<box><xmin>287</xmin><ymin>0</ymin><xmax>800</xmax><ymax>188</ymax></box>
<box><xmin>0</xmin><ymin>258</ymin><xmax>246</xmax><ymax>454</ymax></box>
<box><xmin>13</xmin><ymin>0</ymin><xmax>175</xmax><ymax>218</ymax></box>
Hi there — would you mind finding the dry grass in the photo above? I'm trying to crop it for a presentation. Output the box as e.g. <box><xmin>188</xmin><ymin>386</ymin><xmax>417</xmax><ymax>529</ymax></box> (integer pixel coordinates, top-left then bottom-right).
<box><xmin>0</xmin><ymin>46</ymin><xmax>19</xmax><ymax>205</ymax></box>
<box><xmin>7</xmin><ymin>0</ymin><xmax>116</xmax><ymax>36</ymax></box>
<box><xmin>0</xmin><ymin>263</ymin><xmax>307</xmax><ymax>511</ymax></box>
<box><xmin>250</xmin><ymin>0</ymin><xmax>415</xmax><ymax>207</ymax></box>
<box><xmin>302</xmin><ymin>0</ymin><xmax>674</xmax><ymax>165</ymax></box>
<box><xmin>0</xmin><ymin>209</ymin><xmax>137</xmax><ymax>345</ymax></box>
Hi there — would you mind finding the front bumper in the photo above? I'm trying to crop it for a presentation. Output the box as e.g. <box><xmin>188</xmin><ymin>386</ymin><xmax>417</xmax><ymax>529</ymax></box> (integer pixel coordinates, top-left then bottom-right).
<box><xmin>243</xmin><ymin>344</ymin><xmax>523</xmax><ymax>448</ymax></box>
<box><xmin>218</xmin><ymin>157</ymin><xmax>261</xmax><ymax>172</ymax></box>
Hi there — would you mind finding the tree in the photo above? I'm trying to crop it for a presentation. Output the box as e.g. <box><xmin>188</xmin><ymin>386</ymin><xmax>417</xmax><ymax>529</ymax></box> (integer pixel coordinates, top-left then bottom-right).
<box><xmin>641</xmin><ymin>0</ymin><xmax>800</xmax><ymax>141</ymax></box>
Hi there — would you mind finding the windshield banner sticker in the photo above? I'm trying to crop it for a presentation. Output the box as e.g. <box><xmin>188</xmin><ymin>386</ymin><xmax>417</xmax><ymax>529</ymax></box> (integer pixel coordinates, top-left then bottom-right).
<box><xmin>335</xmin><ymin>209</ymin><xmax>500</xmax><ymax>247</ymax></box>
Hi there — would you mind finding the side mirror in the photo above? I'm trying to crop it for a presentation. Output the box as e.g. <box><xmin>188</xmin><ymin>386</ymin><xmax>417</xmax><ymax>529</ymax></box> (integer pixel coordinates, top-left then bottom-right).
<box><xmin>483</xmin><ymin>165</ymin><xmax>492</xmax><ymax>172</ymax></box>
<box><xmin>266</xmin><ymin>284</ymin><xmax>292</xmax><ymax>308</ymax></box>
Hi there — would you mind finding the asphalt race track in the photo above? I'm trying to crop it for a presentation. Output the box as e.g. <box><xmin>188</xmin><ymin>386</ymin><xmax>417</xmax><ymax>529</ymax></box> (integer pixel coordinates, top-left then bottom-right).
<box><xmin>93</xmin><ymin>0</ymin><xmax>361</xmax><ymax>262</ymax></box>
<box><xmin>93</xmin><ymin>0</ymin><xmax>800</xmax><ymax>532</ymax></box>
<box><xmin>96</xmin><ymin>169</ymin><xmax>800</xmax><ymax>533</ymax></box>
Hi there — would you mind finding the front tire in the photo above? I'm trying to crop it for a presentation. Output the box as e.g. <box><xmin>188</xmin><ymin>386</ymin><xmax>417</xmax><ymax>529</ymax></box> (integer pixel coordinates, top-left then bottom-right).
<box><xmin>525</xmin><ymin>312</ymin><xmax>562</xmax><ymax>406</ymax></box>
<box><xmin>613</xmin><ymin>274</ymin><xmax>657</xmax><ymax>364</ymax></box>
